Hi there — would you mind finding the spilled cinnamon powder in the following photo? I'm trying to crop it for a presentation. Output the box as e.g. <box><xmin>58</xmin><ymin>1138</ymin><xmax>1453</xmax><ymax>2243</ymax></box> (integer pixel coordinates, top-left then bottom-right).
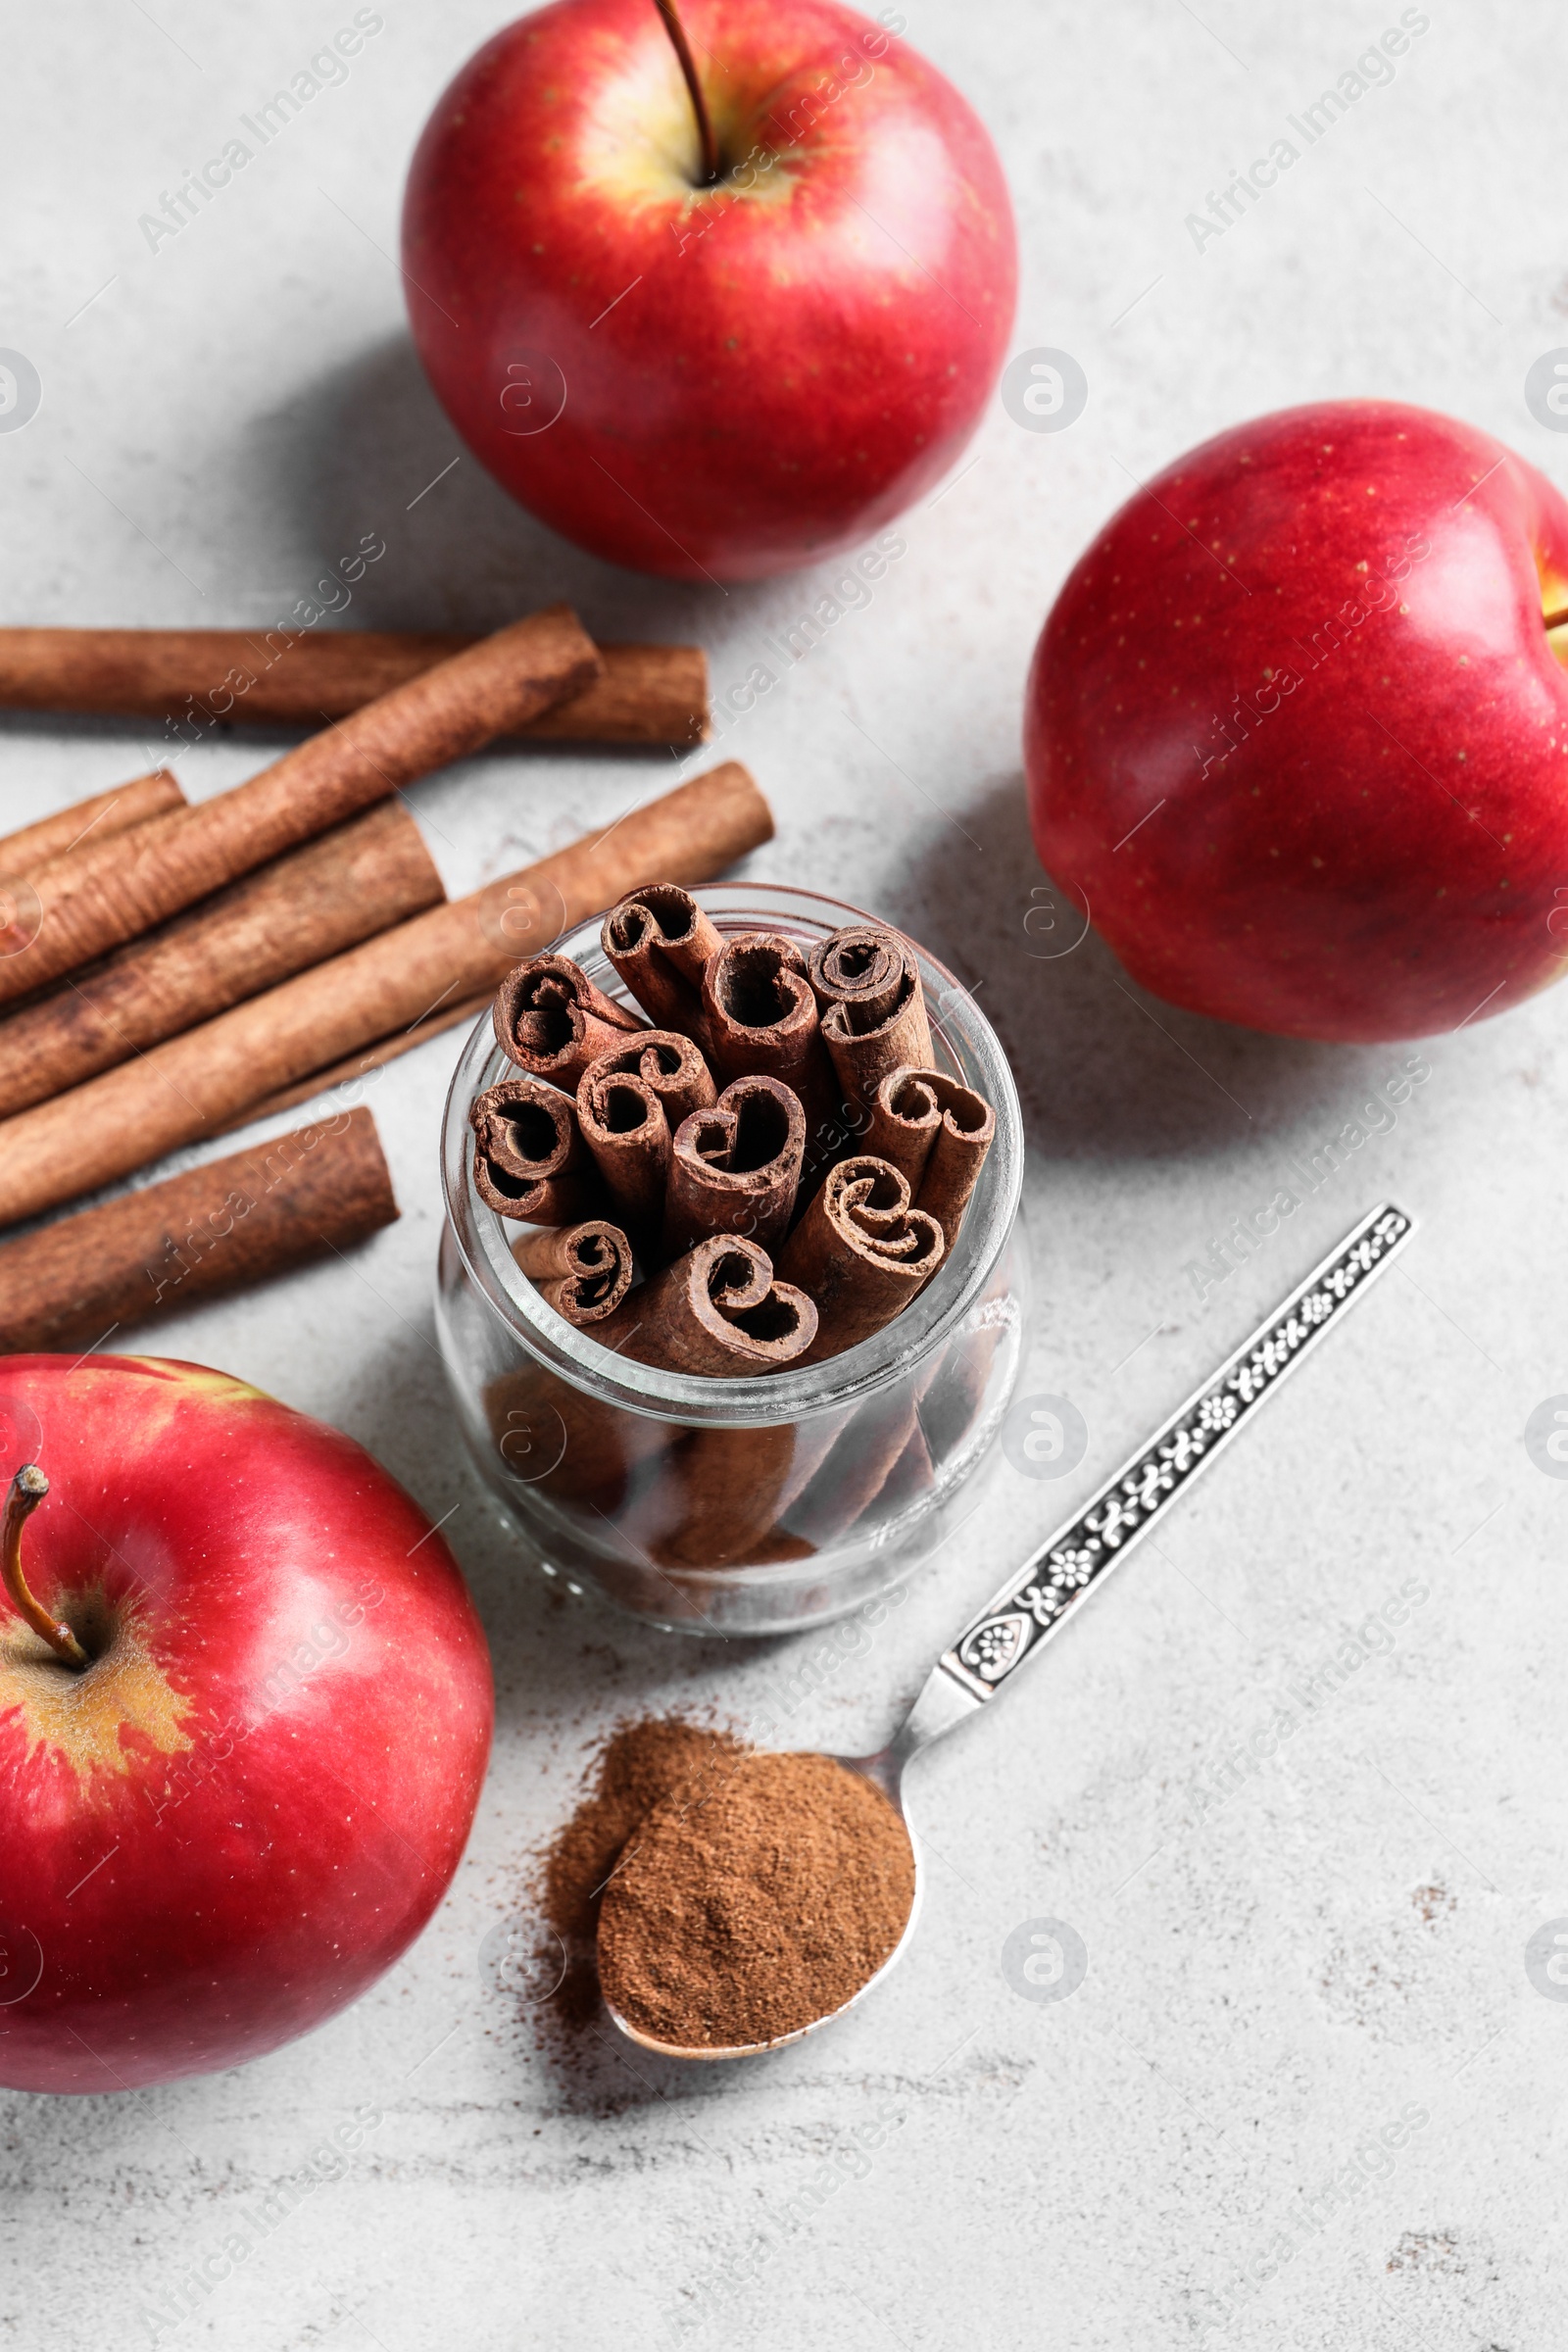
<box><xmin>535</xmin><ymin>1718</ymin><xmax>915</xmax><ymax>2049</ymax></box>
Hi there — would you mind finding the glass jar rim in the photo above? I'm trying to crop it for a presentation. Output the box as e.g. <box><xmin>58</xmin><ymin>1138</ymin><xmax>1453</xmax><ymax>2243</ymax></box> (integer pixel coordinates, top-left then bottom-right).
<box><xmin>439</xmin><ymin>880</ymin><xmax>1024</xmax><ymax>1429</ymax></box>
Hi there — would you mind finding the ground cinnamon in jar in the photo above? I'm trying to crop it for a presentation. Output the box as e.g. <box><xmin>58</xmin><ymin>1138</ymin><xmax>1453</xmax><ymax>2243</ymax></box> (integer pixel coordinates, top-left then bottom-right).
<box><xmin>596</xmin><ymin>1747</ymin><xmax>916</xmax><ymax>2050</ymax></box>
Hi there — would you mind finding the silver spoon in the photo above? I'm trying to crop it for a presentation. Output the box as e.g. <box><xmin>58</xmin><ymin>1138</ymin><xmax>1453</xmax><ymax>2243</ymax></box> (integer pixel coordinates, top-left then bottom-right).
<box><xmin>604</xmin><ymin>1201</ymin><xmax>1415</xmax><ymax>2060</ymax></box>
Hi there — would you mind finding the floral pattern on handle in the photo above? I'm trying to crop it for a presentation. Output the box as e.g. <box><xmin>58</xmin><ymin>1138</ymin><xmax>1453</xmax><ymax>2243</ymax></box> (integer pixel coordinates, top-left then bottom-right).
<box><xmin>944</xmin><ymin>1204</ymin><xmax>1413</xmax><ymax>1696</ymax></box>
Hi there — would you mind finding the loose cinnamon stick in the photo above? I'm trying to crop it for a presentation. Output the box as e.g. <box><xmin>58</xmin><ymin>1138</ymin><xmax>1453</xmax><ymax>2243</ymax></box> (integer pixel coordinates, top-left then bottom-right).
<box><xmin>494</xmin><ymin>954</ymin><xmax>644</xmax><ymax>1089</ymax></box>
<box><xmin>0</xmin><ymin>805</ymin><xmax>445</xmax><ymax>1119</ymax></box>
<box><xmin>0</xmin><ymin>771</ymin><xmax>186</xmax><ymax>876</ymax></box>
<box><xmin>0</xmin><ymin>1107</ymin><xmax>396</xmax><ymax>1354</ymax></box>
<box><xmin>700</xmin><ymin>933</ymin><xmax>840</xmax><ymax>1138</ymax></box>
<box><xmin>470</xmin><ymin>1075</ymin><xmax>598</xmax><ymax>1224</ymax></box>
<box><xmin>0</xmin><ymin>606</ymin><xmax>603</xmax><ymax>1007</ymax></box>
<box><xmin>661</xmin><ymin>1075</ymin><xmax>805</xmax><ymax>1261</ymax></box>
<box><xmin>594</xmin><ymin>1236</ymin><xmax>817</xmax><ymax>1375</ymax></box>
<box><xmin>512</xmin><ymin>1220</ymin><xmax>633</xmax><ymax>1326</ymax></box>
<box><xmin>575</xmin><ymin>1067</ymin><xmax>671</xmax><ymax>1242</ymax></box>
<box><xmin>0</xmin><ymin>761</ymin><xmax>772</xmax><ymax>1231</ymax></box>
<box><xmin>776</xmin><ymin>1154</ymin><xmax>945</xmax><ymax>1363</ymax></box>
<box><xmin>602</xmin><ymin>883</ymin><xmax>725</xmax><ymax>1034</ymax></box>
<box><xmin>220</xmin><ymin>993</ymin><xmax>492</xmax><ymax>1130</ymax></box>
<box><xmin>0</xmin><ymin>631</ymin><xmax>709</xmax><ymax>746</ymax></box>
<box><xmin>808</xmin><ymin>925</ymin><xmax>932</xmax><ymax>1118</ymax></box>
<box><xmin>864</xmin><ymin>1065</ymin><xmax>996</xmax><ymax>1249</ymax></box>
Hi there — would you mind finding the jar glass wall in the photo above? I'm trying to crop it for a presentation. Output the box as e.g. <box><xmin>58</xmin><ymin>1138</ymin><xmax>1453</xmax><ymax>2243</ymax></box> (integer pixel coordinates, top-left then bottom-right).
<box><xmin>436</xmin><ymin>884</ymin><xmax>1028</xmax><ymax>1636</ymax></box>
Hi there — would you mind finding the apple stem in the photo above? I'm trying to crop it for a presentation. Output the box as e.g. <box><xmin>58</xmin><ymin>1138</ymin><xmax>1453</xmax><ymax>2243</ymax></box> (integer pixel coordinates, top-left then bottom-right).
<box><xmin>653</xmin><ymin>0</ymin><xmax>721</xmax><ymax>187</ymax></box>
<box><xmin>2</xmin><ymin>1466</ymin><xmax>88</xmax><ymax>1671</ymax></box>
<box><xmin>1544</xmin><ymin>607</ymin><xmax>1568</xmax><ymax>632</ymax></box>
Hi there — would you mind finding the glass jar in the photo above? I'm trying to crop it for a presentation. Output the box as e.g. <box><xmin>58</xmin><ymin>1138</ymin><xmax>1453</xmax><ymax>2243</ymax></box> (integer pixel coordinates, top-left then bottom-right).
<box><xmin>435</xmin><ymin>883</ymin><xmax>1027</xmax><ymax>1636</ymax></box>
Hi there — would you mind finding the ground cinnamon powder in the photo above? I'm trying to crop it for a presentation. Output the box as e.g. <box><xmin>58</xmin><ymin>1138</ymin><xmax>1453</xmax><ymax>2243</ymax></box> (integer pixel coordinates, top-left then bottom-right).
<box><xmin>596</xmin><ymin>1747</ymin><xmax>916</xmax><ymax>2050</ymax></box>
<box><xmin>537</xmin><ymin>1717</ymin><xmax>750</xmax><ymax>2030</ymax></box>
<box><xmin>535</xmin><ymin>1717</ymin><xmax>915</xmax><ymax>2049</ymax></box>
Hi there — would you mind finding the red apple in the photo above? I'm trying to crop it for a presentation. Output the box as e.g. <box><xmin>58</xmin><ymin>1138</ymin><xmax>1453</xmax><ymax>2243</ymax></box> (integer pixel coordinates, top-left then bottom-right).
<box><xmin>401</xmin><ymin>0</ymin><xmax>1016</xmax><ymax>581</ymax></box>
<box><xmin>1025</xmin><ymin>399</ymin><xmax>1568</xmax><ymax>1042</ymax></box>
<box><xmin>0</xmin><ymin>1356</ymin><xmax>492</xmax><ymax>2093</ymax></box>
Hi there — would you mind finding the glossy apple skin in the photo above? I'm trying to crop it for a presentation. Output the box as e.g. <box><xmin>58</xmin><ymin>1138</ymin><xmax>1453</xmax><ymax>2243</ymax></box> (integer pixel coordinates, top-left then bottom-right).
<box><xmin>0</xmin><ymin>1358</ymin><xmax>492</xmax><ymax>2093</ymax></box>
<box><xmin>1026</xmin><ymin>400</ymin><xmax>1568</xmax><ymax>1042</ymax></box>
<box><xmin>402</xmin><ymin>0</ymin><xmax>1016</xmax><ymax>580</ymax></box>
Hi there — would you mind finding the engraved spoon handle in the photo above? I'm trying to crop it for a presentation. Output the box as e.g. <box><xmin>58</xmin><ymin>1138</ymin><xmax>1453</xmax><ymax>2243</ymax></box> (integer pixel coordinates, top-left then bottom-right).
<box><xmin>913</xmin><ymin>1202</ymin><xmax>1414</xmax><ymax>1733</ymax></box>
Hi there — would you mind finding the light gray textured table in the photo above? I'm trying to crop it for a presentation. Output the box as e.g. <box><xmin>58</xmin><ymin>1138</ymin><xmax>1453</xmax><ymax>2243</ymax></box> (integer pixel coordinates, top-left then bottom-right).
<box><xmin>2</xmin><ymin>1</ymin><xmax>1564</xmax><ymax>2344</ymax></box>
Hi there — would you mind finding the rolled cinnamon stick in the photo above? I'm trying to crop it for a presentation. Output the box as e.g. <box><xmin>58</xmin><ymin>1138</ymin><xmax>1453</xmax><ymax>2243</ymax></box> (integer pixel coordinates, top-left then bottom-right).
<box><xmin>575</xmin><ymin>1068</ymin><xmax>671</xmax><ymax>1242</ymax></box>
<box><xmin>864</xmin><ymin>1065</ymin><xmax>996</xmax><ymax>1249</ymax></box>
<box><xmin>575</xmin><ymin>1029</ymin><xmax>715</xmax><ymax>1246</ymax></box>
<box><xmin>0</xmin><ymin>761</ymin><xmax>772</xmax><ymax>1231</ymax></box>
<box><xmin>602</xmin><ymin>883</ymin><xmax>725</xmax><ymax>1034</ymax></box>
<box><xmin>0</xmin><ymin>631</ymin><xmax>709</xmax><ymax>746</ymax></box>
<box><xmin>594</xmin><ymin>1235</ymin><xmax>817</xmax><ymax>1375</ymax></box>
<box><xmin>580</xmin><ymin>1028</ymin><xmax>715</xmax><ymax>1128</ymax></box>
<box><xmin>808</xmin><ymin>925</ymin><xmax>932</xmax><ymax>1118</ymax></box>
<box><xmin>776</xmin><ymin>1155</ymin><xmax>945</xmax><ymax>1363</ymax></box>
<box><xmin>661</xmin><ymin>1076</ymin><xmax>805</xmax><ymax>1261</ymax></box>
<box><xmin>512</xmin><ymin>1220</ymin><xmax>633</xmax><ymax>1326</ymax></box>
<box><xmin>494</xmin><ymin>954</ymin><xmax>644</xmax><ymax>1088</ymax></box>
<box><xmin>470</xmin><ymin>1075</ymin><xmax>598</xmax><ymax>1224</ymax></box>
<box><xmin>0</xmin><ymin>606</ymin><xmax>603</xmax><ymax>1008</ymax></box>
<box><xmin>700</xmin><ymin>933</ymin><xmax>839</xmax><ymax>1139</ymax></box>
<box><xmin>0</xmin><ymin>805</ymin><xmax>445</xmax><ymax>1120</ymax></box>
<box><xmin>0</xmin><ymin>1106</ymin><xmax>397</xmax><ymax>1354</ymax></box>
<box><xmin>0</xmin><ymin>771</ymin><xmax>186</xmax><ymax>876</ymax></box>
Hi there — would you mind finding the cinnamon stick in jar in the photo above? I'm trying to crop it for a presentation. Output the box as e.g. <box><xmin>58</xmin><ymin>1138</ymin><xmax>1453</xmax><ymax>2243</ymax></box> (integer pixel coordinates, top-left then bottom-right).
<box><xmin>864</xmin><ymin>1065</ymin><xmax>996</xmax><ymax>1250</ymax></box>
<box><xmin>0</xmin><ymin>630</ymin><xmax>709</xmax><ymax>747</ymax></box>
<box><xmin>595</xmin><ymin>1235</ymin><xmax>817</xmax><ymax>1375</ymax></box>
<box><xmin>0</xmin><ymin>605</ymin><xmax>603</xmax><ymax>1007</ymax></box>
<box><xmin>776</xmin><ymin>1154</ymin><xmax>945</xmax><ymax>1362</ymax></box>
<box><xmin>0</xmin><ymin>805</ymin><xmax>445</xmax><ymax>1120</ymax></box>
<box><xmin>0</xmin><ymin>760</ymin><xmax>773</xmax><ymax>1232</ymax></box>
<box><xmin>700</xmin><ymin>933</ymin><xmax>840</xmax><ymax>1138</ymax></box>
<box><xmin>470</xmin><ymin>1076</ymin><xmax>598</xmax><ymax>1224</ymax></box>
<box><xmin>575</xmin><ymin>1066</ymin><xmax>671</xmax><ymax>1243</ymax></box>
<box><xmin>0</xmin><ymin>1107</ymin><xmax>396</xmax><ymax>1354</ymax></box>
<box><xmin>0</xmin><ymin>770</ymin><xmax>186</xmax><ymax>876</ymax></box>
<box><xmin>602</xmin><ymin>883</ymin><xmax>725</xmax><ymax>1035</ymax></box>
<box><xmin>808</xmin><ymin>925</ymin><xmax>932</xmax><ymax>1118</ymax></box>
<box><xmin>494</xmin><ymin>955</ymin><xmax>645</xmax><ymax>1089</ymax></box>
<box><xmin>512</xmin><ymin>1220</ymin><xmax>634</xmax><ymax>1326</ymax></box>
<box><xmin>660</xmin><ymin>1076</ymin><xmax>805</xmax><ymax>1261</ymax></box>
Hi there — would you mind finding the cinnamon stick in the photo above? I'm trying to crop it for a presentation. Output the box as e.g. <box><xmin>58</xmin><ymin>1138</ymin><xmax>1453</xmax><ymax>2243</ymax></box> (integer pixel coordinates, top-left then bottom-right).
<box><xmin>470</xmin><ymin>1075</ymin><xmax>598</xmax><ymax>1224</ymax></box>
<box><xmin>864</xmin><ymin>1065</ymin><xmax>996</xmax><ymax>1249</ymax></box>
<box><xmin>580</xmin><ymin>1028</ymin><xmax>715</xmax><ymax>1128</ymax></box>
<box><xmin>0</xmin><ymin>631</ymin><xmax>709</xmax><ymax>747</ymax></box>
<box><xmin>0</xmin><ymin>1107</ymin><xmax>396</xmax><ymax>1354</ymax></box>
<box><xmin>0</xmin><ymin>606</ymin><xmax>603</xmax><ymax>1007</ymax></box>
<box><xmin>776</xmin><ymin>1154</ymin><xmax>945</xmax><ymax>1362</ymax></box>
<box><xmin>0</xmin><ymin>771</ymin><xmax>186</xmax><ymax>876</ymax></box>
<box><xmin>661</xmin><ymin>1076</ymin><xmax>805</xmax><ymax>1261</ymax></box>
<box><xmin>594</xmin><ymin>1236</ymin><xmax>817</xmax><ymax>1375</ymax></box>
<box><xmin>602</xmin><ymin>883</ymin><xmax>725</xmax><ymax>1034</ymax></box>
<box><xmin>512</xmin><ymin>1220</ymin><xmax>633</xmax><ymax>1326</ymax></box>
<box><xmin>218</xmin><ymin>991</ymin><xmax>492</xmax><ymax>1132</ymax></box>
<box><xmin>0</xmin><ymin>805</ymin><xmax>444</xmax><ymax>1119</ymax></box>
<box><xmin>575</xmin><ymin>1066</ymin><xmax>671</xmax><ymax>1243</ymax></box>
<box><xmin>0</xmin><ymin>761</ymin><xmax>772</xmax><ymax>1231</ymax></box>
<box><xmin>700</xmin><ymin>933</ymin><xmax>840</xmax><ymax>1138</ymax></box>
<box><xmin>494</xmin><ymin>955</ymin><xmax>643</xmax><ymax>1088</ymax></box>
<box><xmin>808</xmin><ymin>925</ymin><xmax>932</xmax><ymax>1118</ymax></box>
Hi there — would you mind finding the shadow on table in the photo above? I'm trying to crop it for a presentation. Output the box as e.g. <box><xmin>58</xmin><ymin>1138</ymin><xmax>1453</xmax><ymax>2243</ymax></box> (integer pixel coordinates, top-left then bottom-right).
<box><xmin>258</xmin><ymin>330</ymin><xmax>728</xmax><ymax>652</ymax></box>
